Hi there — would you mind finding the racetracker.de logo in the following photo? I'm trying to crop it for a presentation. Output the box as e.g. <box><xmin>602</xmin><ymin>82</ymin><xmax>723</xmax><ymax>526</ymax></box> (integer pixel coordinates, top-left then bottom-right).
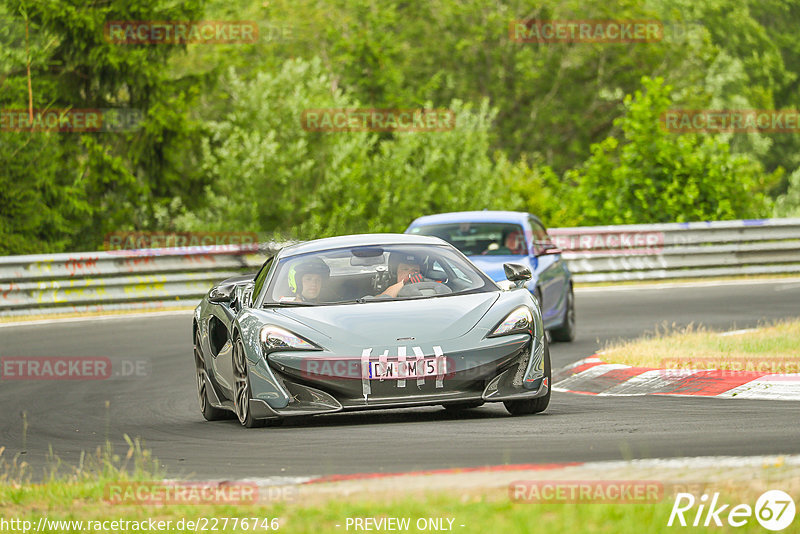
<box><xmin>547</xmin><ymin>229</ymin><xmax>664</xmax><ymax>255</ymax></box>
<box><xmin>103</xmin><ymin>231</ymin><xmax>258</xmax><ymax>254</ymax></box>
<box><xmin>509</xmin><ymin>480</ymin><xmax>664</xmax><ymax>503</ymax></box>
<box><xmin>509</xmin><ymin>20</ymin><xmax>663</xmax><ymax>43</ymax></box>
<box><xmin>300</xmin><ymin>354</ymin><xmax>454</xmax><ymax>381</ymax></box>
<box><xmin>660</xmin><ymin>358</ymin><xmax>800</xmax><ymax>377</ymax></box>
<box><xmin>660</xmin><ymin>109</ymin><xmax>800</xmax><ymax>133</ymax></box>
<box><xmin>1</xmin><ymin>357</ymin><xmax>110</xmax><ymax>380</ymax></box>
<box><xmin>0</xmin><ymin>108</ymin><xmax>143</xmax><ymax>132</ymax></box>
<box><xmin>0</xmin><ymin>357</ymin><xmax>149</xmax><ymax>380</ymax></box>
<box><xmin>104</xmin><ymin>482</ymin><xmax>258</xmax><ymax>505</ymax></box>
<box><xmin>104</xmin><ymin>21</ymin><xmax>258</xmax><ymax>44</ymax></box>
<box><xmin>301</xmin><ymin>108</ymin><xmax>456</xmax><ymax>132</ymax></box>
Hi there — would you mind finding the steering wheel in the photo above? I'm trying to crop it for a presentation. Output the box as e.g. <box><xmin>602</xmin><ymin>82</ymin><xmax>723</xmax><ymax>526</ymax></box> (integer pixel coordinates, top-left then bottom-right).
<box><xmin>397</xmin><ymin>281</ymin><xmax>453</xmax><ymax>297</ymax></box>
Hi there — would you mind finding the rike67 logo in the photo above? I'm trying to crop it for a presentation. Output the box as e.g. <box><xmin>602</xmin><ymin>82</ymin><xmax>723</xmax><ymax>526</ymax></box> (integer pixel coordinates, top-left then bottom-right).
<box><xmin>669</xmin><ymin>490</ymin><xmax>796</xmax><ymax>531</ymax></box>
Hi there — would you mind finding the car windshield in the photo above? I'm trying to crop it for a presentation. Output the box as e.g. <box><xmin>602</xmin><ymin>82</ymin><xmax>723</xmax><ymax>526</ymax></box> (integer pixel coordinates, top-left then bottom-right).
<box><xmin>262</xmin><ymin>244</ymin><xmax>495</xmax><ymax>306</ymax></box>
<box><xmin>408</xmin><ymin>222</ymin><xmax>529</xmax><ymax>256</ymax></box>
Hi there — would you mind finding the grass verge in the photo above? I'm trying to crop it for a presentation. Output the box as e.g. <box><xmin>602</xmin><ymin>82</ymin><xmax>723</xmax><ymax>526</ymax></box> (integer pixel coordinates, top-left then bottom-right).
<box><xmin>1</xmin><ymin>480</ymin><xmax>794</xmax><ymax>533</ymax></box>
<box><xmin>2</xmin><ymin>440</ymin><xmax>798</xmax><ymax>533</ymax></box>
<box><xmin>599</xmin><ymin>318</ymin><xmax>800</xmax><ymax>370</ymax></box>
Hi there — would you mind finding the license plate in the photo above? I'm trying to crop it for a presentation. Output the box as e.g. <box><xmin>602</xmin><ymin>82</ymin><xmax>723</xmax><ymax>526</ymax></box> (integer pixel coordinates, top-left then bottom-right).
<box><xmin>368</xmin><ymin>358</ymin><xmax>445</xmax><ymax>379</ymax></box>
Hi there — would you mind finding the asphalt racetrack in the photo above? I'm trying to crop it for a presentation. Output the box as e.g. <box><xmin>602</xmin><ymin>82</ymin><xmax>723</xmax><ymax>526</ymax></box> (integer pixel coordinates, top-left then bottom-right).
<box><xmin>2</xmin><ymin>279</ymin><xmax>799</xmax><ymax>480</ymax></box>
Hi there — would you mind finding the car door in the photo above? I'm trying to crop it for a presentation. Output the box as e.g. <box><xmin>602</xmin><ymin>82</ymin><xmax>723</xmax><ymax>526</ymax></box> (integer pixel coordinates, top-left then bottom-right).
<box><xmin>529</xmin><ymin>217</ymin><xmax>568</xmax><ymax>327</ymax></box>
<box><xmin>212</xmin><ymin>257</ymin><xmax>274</xmax><ymax>394</ymax></box>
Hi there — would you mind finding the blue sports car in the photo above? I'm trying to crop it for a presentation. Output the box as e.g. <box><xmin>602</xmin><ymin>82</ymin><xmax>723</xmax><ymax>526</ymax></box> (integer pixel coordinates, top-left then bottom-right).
<box><xmin>406</xmin><ymin>211</ymin><xmax>575</xmax><ymax>342</ymax></box>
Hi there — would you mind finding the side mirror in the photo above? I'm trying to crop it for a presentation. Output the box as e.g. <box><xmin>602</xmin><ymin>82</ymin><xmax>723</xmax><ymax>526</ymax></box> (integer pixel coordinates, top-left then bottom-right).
<box><xmin>208</xmin><ymin>285</ymin><xmax>235</xmax><ymax>304</ymax></box>
<box><xmin>539</xmin><ymin>243</ymin><xmax>563</xmax><ymax>256</ymax></box>
<box><xmin>503</xmin><ymin>263</ymin><xmax>531</xmax><ymax>286</ymax></box>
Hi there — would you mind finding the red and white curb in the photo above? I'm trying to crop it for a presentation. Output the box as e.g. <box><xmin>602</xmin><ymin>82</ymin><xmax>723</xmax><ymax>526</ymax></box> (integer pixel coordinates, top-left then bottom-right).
<box><xmin>235</xmin><ymin>454</ymin><xmax>800</xmax><ymax>495</ymax></box>
<box><xmin>553</xmin><ymin>356</ymin><xmax>800</xmax><ymax>400</ymax></box>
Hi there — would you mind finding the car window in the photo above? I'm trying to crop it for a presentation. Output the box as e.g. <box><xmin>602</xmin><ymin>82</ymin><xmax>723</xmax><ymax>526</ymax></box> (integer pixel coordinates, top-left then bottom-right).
<box><xmin>252</xmin><ymin>257</ymin><xmax>274</xmax><ymax>299</ymax></box>
<box><xmin>262</xmin><ymin>244</ymin><xmax>494</xmax><ymax>306</ymax></box>
<box><xmin>409</xmin><ymin>222</ymin><xmax>528</xmax><ymax>256</ymax></box>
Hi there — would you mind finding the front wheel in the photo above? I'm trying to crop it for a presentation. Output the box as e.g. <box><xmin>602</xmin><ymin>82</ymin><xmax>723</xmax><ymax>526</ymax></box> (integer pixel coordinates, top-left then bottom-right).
<box><xmin>504</xmin><ymin>339</ymin><xmax>551</xmax><ymax>415</ymax></box>
<box><xmin>550</xmin><ymin>285</ymin><xmax>575</xmax><ymax>342</ymax></box>
<box><xmin>233</xmin><ymin>335</ymin><xmax>265</xmax><ymax>428</ymax></box>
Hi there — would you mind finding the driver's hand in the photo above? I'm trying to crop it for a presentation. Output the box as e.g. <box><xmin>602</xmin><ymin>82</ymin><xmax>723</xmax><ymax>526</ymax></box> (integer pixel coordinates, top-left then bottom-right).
<box><xmin>404</xmin><ymin>273</ymin><xmax>424</xmax><ymax>285</ymax></box>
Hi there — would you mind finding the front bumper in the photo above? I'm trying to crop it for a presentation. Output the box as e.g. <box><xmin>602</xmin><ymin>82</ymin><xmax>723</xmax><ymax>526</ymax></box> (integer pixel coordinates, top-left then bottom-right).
<box><xmin>246</xmin><ymin>333</ymin><xmax>547</xmax><ymax>417</ymax></box>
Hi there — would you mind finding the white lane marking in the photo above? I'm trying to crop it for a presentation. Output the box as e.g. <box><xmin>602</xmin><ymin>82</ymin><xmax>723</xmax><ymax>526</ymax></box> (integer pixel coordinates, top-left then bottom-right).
<box><xmin>577</xmin><ymin>454</ymin><xmax>800</xmax><ymax>470</ymax></box>
<box><xmin>234</xmin><ymin>454</ymin><xmax>800</xmax><ymax>486</ymax></box>
<box><xmin>718</xmin><ymin>328</ymin><xmax>758</xmax><ymax>336</ymax></box>
<box><xmin>597</xmin><ymin>369</ymin><xmax>702</xmax><ymax>396</ymax></box>
<box><xmin>0</xmin><ymin>309</ymin><xmax>194</xmax><ymax>328</ymax></box>
<box><xmin>718</xmin><ymin>376</ymin><xmax>800</xmax><ymax>400</ymax></box>
<box><xmin>576</xmin><ymin>277</ymin><xmax>800</xmax><ymax>293</ymax></box>
<box><xmin>552</xmin><ymin>363</ymin><xmax>631</xmax><ymax>391</ymax></box>
<box><xmin>775</xmin><ymin>282</ymin><xmax>800</xmax><ymax>291</ymax></box>
<box><xmin>175</xmin><ymin>476</ymin><xmax>315</xmax><ymax>486</ymax></box>
<box><xmin>557</xmin><ymin>356</ymin><xmax>603</xmax><ymax>373</ymax></box>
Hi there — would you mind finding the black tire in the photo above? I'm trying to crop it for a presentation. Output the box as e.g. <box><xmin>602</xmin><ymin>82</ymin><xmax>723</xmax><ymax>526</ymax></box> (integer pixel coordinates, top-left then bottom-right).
<box><xmin>232</xmin><ymin>334</ymin><xmax>265</xmax><ymax>428</ymax></box>
<box><xmin>442</xmin><ymin>401</ymin><xmax>485</xmax><ymax>411</ymax></box>
<box><xmin>194</xmin><ymin>328</ymin><xmax>232</xmax><ymax>421</ymax></box>
<box><xmin>550</xmin><ymin>285</ymin><xmax>575</xmax><ymax>342</ymax></box>
<box><xmin>504</xmin><ymin>339</ymin><xmax>551</xmax><ymax>415</ymax></box>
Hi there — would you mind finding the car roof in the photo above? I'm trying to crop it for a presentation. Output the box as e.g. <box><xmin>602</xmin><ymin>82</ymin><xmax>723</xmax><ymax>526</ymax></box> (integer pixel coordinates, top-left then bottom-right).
<box><xmin>278</xmin><ymin>233</ymin><xmax>447</xmax><ymax>258</ymax></box>
<box><xmin>407</xmin><ymin>211</ymin><xmax>537</xmax><ymax>227</ymax></box>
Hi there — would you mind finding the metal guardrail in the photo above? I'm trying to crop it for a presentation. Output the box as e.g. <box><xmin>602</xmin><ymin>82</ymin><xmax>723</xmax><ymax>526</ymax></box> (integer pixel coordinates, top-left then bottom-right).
<box><xmin>1</xmin><ymin>219</ymin><xmax>799</xmax><ymax>316</ymax></box>
<box><xmin>0</xmin><ymin>244</ymin><xmax>278</xmax><ymax>316</ymax></box>
<box><xmin>552</xmin><ymin>218</ymin><xmax>800</xmax><ymax>282</ymax></box>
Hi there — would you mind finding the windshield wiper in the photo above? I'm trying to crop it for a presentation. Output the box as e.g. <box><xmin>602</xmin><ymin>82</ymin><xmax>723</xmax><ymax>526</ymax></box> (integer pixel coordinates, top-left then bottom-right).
<box><xmin>264</xmin><ymin>301</ymin><xmax>318</xmax><ymax>307</ymax></box>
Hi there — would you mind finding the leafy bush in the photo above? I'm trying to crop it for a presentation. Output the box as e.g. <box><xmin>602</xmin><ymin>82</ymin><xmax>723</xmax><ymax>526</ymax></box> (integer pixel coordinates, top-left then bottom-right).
<box><xmin>176</xmin><ymin>58</ymin><xmax>532</xmax><ymax>239</ymax></box>
<box><xmin>563</xmin><ymin>77</ymin><xmax>773</xmax><ymax>225</ymax></box>
<box><xmin>774</xmin><ymin>168</ymin><xmax>800</xmax><ymax>217</ymax></box>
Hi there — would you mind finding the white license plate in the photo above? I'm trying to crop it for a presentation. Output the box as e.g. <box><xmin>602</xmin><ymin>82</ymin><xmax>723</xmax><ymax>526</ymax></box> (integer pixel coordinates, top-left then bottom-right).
<box><xmin>368</xmin><ymin>358</ymin><xmax>445</xmax><ymax>379</ymax></box>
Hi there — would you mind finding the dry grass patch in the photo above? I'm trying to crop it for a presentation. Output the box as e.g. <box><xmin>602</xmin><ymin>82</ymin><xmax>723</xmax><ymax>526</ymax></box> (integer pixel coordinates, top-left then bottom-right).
<box><xmin>600</xmin><ymin>319</ymin><xmax>800</xmax><ymax>370</ymax></box>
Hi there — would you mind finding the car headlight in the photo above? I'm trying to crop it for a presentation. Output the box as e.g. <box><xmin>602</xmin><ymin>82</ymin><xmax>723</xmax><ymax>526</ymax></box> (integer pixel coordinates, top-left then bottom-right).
<box><xmin>489</xmin><ymin>306</ymin><xmax>533</xmax><ymax>337</ymax></box>
<box><xmin>260</xmin><ymin>325</ymin><xmax>320</xmax><ymax>354</ymax></box>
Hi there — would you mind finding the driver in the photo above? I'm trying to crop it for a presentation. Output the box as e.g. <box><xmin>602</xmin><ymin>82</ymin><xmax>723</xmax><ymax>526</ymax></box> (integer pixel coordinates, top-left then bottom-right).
<box><xmin>288</xmin><ymin>257</ymin><xmax>330</xmax><ymax>303</ymax></box>
<box><xmin>379</xmin><ymin>252</ymin><xmax>426</xmax><ymax>298</ymax></box>
<box><xmin>505</xmin><ymin>229</ymin><xmax>527</xmax><ymax>255</ymax></box>
<box><xmin>483</xmin><ymin>228</ymin><xmax>526</xmax><ymax>255</ymax></box>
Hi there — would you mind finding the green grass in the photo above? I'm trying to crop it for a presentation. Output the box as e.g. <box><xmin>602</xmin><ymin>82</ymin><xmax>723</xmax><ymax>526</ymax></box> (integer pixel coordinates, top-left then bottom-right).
<box><xmin>600</xmin><ymin>318</ymin><xmax>800</xmax><ymax>370</ymax></box>
<box><xmin>1</xmin><ymin>483</ymin><xmax>786</xmax><ymax>533</ymax></box>
<box><xmin>1</xmin><ymin>440</ymin><xmax>796</xmax><ymax>533</ymax></box>
<box><xmin>1</xmin><ymin>406</ymin><xmax>797</xmax><ymax>533</ymax></box>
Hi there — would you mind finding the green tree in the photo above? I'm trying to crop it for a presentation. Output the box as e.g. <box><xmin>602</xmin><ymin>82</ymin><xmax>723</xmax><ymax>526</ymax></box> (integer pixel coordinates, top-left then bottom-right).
<box><xmin>175</xmin><ymin>58</ymin><xmax>536</xmax><ymax>239</ymax></box>
<box><xmin>564</xmin><ymin>77</ymin><xmax>772</xmax><ymax>225</ymax></box>
<box><xmin>1</xmin><ymin>0</ymin><xmax>204</xmax><ymax>253</ymax></box>
<box><xmin>774</xmin><ymin>168</ymin><xmax>800</xmax><ymax>217</ymax></box>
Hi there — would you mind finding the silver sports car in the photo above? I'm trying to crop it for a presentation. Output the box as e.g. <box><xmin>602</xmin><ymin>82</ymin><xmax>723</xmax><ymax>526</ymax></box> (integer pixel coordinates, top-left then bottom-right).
<box><xmin>193</xmin><ymin>234</ymin><xmax>550</xmax><ymax>427</ymax></box>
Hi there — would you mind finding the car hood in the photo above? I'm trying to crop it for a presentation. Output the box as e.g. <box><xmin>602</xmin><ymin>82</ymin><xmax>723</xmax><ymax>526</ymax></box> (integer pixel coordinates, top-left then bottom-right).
<box><xmin>273</xmin><ymin>292</ymin><xmax>500</xmax><ymax>345</ymax></box>
<box><xmin>468</xmin><ymin>255</ymin><xmax>530</xmax><ymax>282</ymax></box>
